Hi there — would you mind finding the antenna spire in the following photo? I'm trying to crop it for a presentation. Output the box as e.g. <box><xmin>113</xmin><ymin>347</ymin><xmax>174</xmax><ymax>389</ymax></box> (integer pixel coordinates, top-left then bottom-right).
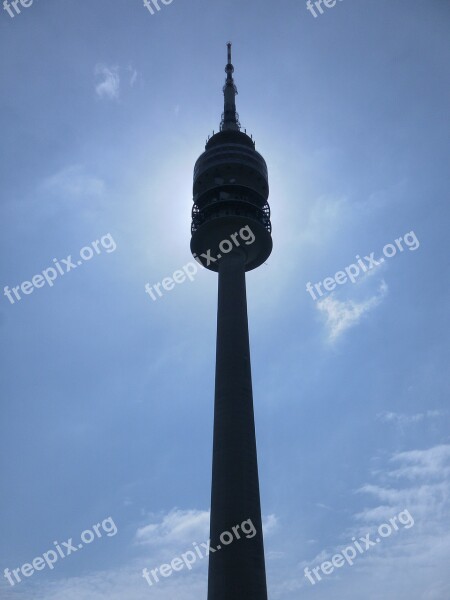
<box><xmin>221</xmin><ymin>42</ymin><xmax>241</xmax><ymax>131</ymax></box>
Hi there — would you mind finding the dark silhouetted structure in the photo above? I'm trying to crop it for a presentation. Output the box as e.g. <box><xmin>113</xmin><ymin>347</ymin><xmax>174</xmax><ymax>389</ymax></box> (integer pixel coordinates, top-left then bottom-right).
<box><xmin>191</xmin><ymin>43</ymin><xmax>272</xmax><ymax>600</ymax></box>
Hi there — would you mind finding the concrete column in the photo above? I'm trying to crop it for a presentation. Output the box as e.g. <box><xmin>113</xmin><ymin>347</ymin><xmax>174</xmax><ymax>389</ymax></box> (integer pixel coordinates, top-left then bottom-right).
<box><xmin>207</xmin><ymin>249</ymin><xmax>268</xmax><ymax>600</ymax></box>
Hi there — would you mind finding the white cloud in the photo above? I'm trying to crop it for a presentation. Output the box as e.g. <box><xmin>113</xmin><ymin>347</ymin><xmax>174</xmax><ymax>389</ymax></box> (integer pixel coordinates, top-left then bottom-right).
<box><xmin>95</xmin><ymin>65</ymin><xmax>120</xmax><ymax>100</ymax></box>
<box><xmin>1</xmin><ymin>508</ymin><xmax>278</xmax><ymax>600</ymax></box>
<box><xmin>377</xmin><ymin>410</ymin><xmax>446</xmax><ymax>426</ymax></box>
<box><xmin>135</xmin><ymin>508</ymin><xmax>209</xmax><ymax>547</ymax></box>
<box><xmin>292</xmin><ymin>445</ymin><xmax>450</xmax><ymax>599</ymax></box>
<box><xmin>388</xmin><ymin>445</ymin><xmax>450</xmax><ymax>481</ymax></box>
<box><xmin>135</xmin><ymin>508</ymin><xmax>277</xmax><ymax>546</ymax></box>
<box><xmin>0</xmin><ymin>566</ymin><xmax>208</xmax><ymax>600</ymax></box>
<box><xmin>316</xmin><ymin>503</ymin><xmax>333</xmax><ymax>510</ymax></box>
<box><xmin>263</xmin><ymin>514</ymin><xmax>278</xmax><ymax>536</ymax></box>
<box><xmin>94</xmin><ymin>64</ymin><xmax>139</xmax><ymax>100</ymax></box>
<box><xmin>317</xmin><ymin>280</ymin><xmax>387</xmax><ymax>341</ymax></box>
<box><xmin>355</xmin><ymin>445</ymin><xmax>450</xmax><ymax>519</ymax></box>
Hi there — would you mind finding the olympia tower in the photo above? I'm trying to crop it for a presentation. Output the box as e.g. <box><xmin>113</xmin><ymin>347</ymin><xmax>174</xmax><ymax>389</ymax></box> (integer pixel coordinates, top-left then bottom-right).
<box><xmin>190</xmin><ymin>43</ymin><xmax>272</xmax><ymax>599</ymax></box>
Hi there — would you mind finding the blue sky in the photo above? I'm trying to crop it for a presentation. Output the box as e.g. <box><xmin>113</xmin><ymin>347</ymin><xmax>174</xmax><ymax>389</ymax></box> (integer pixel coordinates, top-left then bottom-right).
<box><xmin>0</xmin><ymin>0</ymin><xmax>449</xmax><ymax>598</ymax></box>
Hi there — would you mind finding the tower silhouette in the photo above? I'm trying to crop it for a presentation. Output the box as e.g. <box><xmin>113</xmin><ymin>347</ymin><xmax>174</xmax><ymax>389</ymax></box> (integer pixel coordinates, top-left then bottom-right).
<box><xmin>191</xmin><ymin>43</ymin><xmax>271</xmax><ymax>600</ymax></box>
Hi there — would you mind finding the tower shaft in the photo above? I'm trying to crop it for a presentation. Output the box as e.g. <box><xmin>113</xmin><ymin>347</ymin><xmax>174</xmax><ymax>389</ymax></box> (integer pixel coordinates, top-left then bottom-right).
<box><xmin>191</xmin><ymin>43</ymin><xmax>272</xmax><ymax>598</ymax></box>
<box><xmin>208</xmin><ymin>250</ymin><xmax>268</xmax><ymax>600</ymax></box>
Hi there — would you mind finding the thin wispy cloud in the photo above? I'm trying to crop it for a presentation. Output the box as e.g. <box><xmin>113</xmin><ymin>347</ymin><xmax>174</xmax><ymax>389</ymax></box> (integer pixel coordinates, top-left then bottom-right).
<box><xmin>95</xmin><ymin>64</ymin><xmax>120</xmax><ymax>100</ymax></box>
<box><xmin>41</xmin><ymin>165</ymin><xmax>105</xmax><ymax>197</ymax></box>
<box><xmin>388</xmin><ymin>445</ymin><xmax>450</xmax><ymax>481</ymax></box>
<box><xmin>0</xmin><ymin>565</ymin><xmax>207</xmax><ymax>600</ymax></box>
<box><xmin>94</xmin><ymin>64</ymin><xmax>139</xmax><ymax>100</ymax></box>
<box><xmin>290</xmin><ymin>445</ymin><xmax>450</xmax><ymax>599</ymax></box>
<box><xmin>0</xmin><ymin>508</ymin><xmax>279</xmax><ymax>600</ymax></box>
<box><xmin>377</xmin><ymin>410</ymin><xmax>446</xmax><ymax>426</ymax></box>
<box><xmin>317</xmin><ymin>280</ymin><xmax>388</xmax><ymax>341</ymax></box>
<box><xmin>135</xmin><ymin>508</ymin><xmax>278</xmax><ymax>547</ymax></box>
<box><xmin>263</xmin><ymin>514</ymin><xmax>278</xmax><ymax>536</ymax></box>
<box><xmin>355</xmin><ymin>445</ymin><xmax>450</xmax><ymax>530</ymax></box>
<box><xmin>128</xmin><ymin>66</ymin><xmax>138</xmax><ymax>87</ymax></box>
<box><xmin>348</xmin><ymin>445</ymin><xmax>450</xmax><ymax>598</ymax></box>
<box><xmin>135</xmin><ymin>509</ymin><xmax>209</xmax><ymax>547</ymax></box>
<box><xmin>296</xmin><ymin>194</ymin><xmax>350</xmax><ymax>246</ymax></box>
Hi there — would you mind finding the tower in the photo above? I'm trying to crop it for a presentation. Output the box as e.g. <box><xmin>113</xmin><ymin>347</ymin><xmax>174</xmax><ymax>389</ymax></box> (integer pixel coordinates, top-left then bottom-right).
<box><xmin>191</xmin><ymin>43</ymin><xmax>271</xmax><ymax>600</ymax></box>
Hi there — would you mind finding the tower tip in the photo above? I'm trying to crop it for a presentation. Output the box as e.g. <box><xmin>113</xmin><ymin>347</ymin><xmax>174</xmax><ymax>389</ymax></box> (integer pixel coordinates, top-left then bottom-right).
<box><xmin>221</xmin><ymin>42</ymin><xmax>240</xmax><ymax>131</ymax></box>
